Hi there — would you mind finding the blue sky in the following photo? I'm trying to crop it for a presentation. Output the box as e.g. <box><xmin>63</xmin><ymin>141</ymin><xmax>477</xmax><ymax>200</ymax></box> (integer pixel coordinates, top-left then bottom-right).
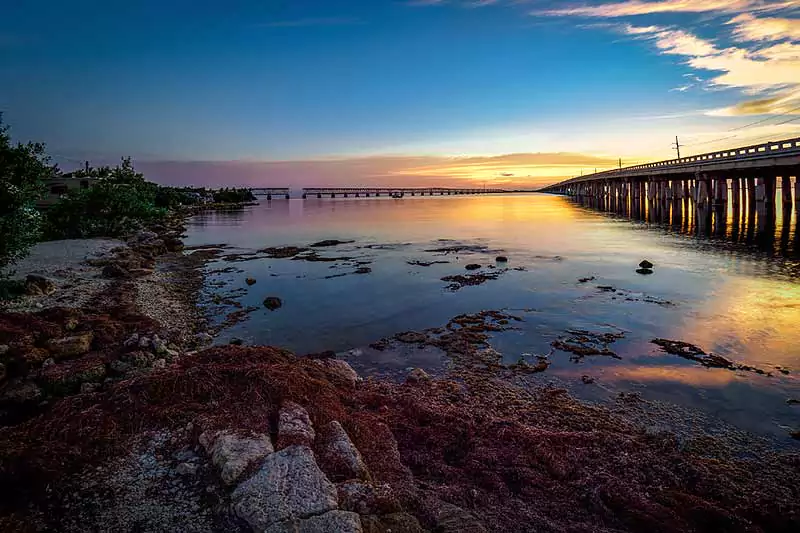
<box><xmin>1</xmin><ymin>0</ymin><xmax>799</xmax><ymax>187</ymax></box>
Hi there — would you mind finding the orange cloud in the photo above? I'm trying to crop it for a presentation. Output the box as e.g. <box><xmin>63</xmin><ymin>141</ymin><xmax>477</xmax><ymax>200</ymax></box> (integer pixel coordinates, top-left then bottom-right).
<box><xmin>539</xmin><ymin>0</ymin><xmax>794</xmax><ymax>18</ymax></box>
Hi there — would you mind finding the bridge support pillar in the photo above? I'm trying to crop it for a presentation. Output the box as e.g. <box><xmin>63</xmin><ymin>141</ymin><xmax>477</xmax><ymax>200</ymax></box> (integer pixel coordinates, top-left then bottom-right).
<box><xmin>267</xmin><ymin>193</ymin><xmax>272</xmax><ymax>200</ymax></box>
<box><xmin>731</xmin><ymin>177</ymin><xmax>740</xmax><ymax>210</ymax></box>
<box><xmin>781</xmin><ymin>175</ymin><xmax>792</xmax><ymax>213</ymax></box>
<box><xmin>795</xmin><ymin>174</ymin><xmax>800</xmax><ymax>211</ymax></box>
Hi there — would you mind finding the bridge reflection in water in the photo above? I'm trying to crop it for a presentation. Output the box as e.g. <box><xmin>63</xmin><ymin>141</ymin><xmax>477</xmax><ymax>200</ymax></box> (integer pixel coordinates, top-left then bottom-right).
<box><xmin>568</xmin><ymin>184</ymin><xmax>800</xmax><ymax>259</ymax></box>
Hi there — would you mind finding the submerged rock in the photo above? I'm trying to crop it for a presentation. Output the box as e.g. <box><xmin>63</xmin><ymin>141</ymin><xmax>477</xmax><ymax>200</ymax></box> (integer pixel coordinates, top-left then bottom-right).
<box><xmin>264</xmin><ymin>296</ymin><xmax>283</xmax><ymax>311</ymax></box>
<box><xmin>245</xmin><ymin>277</ymin><xmax>257</xmax><ymax>286</ymax></box>
<box><xmin>231</xmin><ymin>445</ymin><xmax>337</xmax><ymax>530</ymax></box>
<box><xmin>464</xmin><ymin>264</ymin><xmax>482</xmax><ymax>271</ymax></box>
<box><xmin>310</xmin><ymin>239</ymin><xmax>353</xmax><ymax>247</ymax></box>
<box><xmin>636</xmin><ymin>268</ymin><xmax>654</xmax><ymax>275</ymax></box>
<box><xmin>354</xmin><ymin>267</ymin><xmax>372</xmax><ymax>275</ymax></box>
<box><xmin>200</xmin><ymin>430</ymin><xmax>274</xmax><ymax>485</ymax></box>
<box><xmin>495</xmin><ymin>256</ymin><xmax>508</xmax><ymax>263</ymax></box>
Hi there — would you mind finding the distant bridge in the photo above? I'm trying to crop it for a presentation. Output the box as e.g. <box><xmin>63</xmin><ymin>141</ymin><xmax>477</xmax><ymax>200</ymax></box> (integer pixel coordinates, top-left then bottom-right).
<box><xmin>539</xmin><ymin>137</ymin><xmax>800</xmax><ymax>215</ymax></box>
<box><xmin>301</xmin><ymin>187</ymin><xmax>505</xmax><ymax>199</ymax></box>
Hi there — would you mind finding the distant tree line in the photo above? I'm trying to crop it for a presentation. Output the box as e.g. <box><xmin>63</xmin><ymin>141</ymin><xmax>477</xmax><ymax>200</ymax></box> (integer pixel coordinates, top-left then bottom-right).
<box><xmin>0</xmin><ymin>116</ymin><xmax>256</xmax><ymax>280</ymax></box>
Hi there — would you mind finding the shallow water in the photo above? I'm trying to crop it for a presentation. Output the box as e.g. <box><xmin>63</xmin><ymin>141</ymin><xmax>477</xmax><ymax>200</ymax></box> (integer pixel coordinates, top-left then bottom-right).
<box><xmin>184</xmin><ymin>193</ymin><xmax>800</xmax><ymax>441</ymax></box>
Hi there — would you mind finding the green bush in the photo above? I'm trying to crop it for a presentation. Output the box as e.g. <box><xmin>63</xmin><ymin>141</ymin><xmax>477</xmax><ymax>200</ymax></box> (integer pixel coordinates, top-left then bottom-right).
<box><xmin>43</xmin><ymin>159</ymin><xmax>167</xmax><ymax>240</ymax></box>
<box><xmin>0</xmin><ymin>117</ymin><xmax>53</xmax><ymax>274</ymax></box>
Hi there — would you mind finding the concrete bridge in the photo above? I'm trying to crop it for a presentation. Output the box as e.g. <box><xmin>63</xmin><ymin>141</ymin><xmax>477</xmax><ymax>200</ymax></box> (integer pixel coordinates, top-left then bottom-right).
<box><xmin>539</xmin><ymin>137</ymin><xmax>800</xmax><ymax>225</ymax></box>
<box><xmin>300</xmin><ymin>187</ymin><xmax>505</xmax><ymax>199</ymax></box>
<box><xmin>252</xmin><ymin>188</ymin><xmax>291</xmax><ymax>200</ymax></box>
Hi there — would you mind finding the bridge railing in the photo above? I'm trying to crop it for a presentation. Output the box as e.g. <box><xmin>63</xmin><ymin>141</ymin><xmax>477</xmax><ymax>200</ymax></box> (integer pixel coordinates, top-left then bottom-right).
<box><xmin>556</xmin><ymin>136</ymin><xmax>800</xmax><ymax>186</ymax></box>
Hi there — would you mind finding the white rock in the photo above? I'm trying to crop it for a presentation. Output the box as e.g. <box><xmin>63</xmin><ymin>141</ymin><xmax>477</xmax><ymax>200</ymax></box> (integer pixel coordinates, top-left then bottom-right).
<box><xmin>232</xmin><ymin>445</ymin><xmax>337</xmax><ymax>530</ymax></box>
<box><xmin>277</xmin><ymin>401</ymin><xmax>315</xmax><ymax>449</ymax></box>
<box><xmin>265</xmin><ymin>510</ymin><xmax>362</xmax><ymax>533</ymax></box>
<box><xmin>200</xmin><ymin>430</ymin><xmax>274</xmax><ymax>485</ymax></box>
<box><xmin>310</xmin><ymin>359</ymin><xmax>360</xmax><ymax>387</ymax></box>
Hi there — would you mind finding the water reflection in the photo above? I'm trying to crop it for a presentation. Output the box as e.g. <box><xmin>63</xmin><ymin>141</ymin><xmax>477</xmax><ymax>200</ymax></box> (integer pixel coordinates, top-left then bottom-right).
<box><xmin>568</xmin><ymin>191</ymin><xmax>800</xmax><ymax>268</ymax></box>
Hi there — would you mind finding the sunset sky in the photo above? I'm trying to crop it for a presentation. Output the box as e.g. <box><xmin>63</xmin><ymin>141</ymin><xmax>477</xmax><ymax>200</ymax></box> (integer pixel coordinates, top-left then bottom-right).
<box><xmin>2</xmin><ymin>0</ymin><xmax>799</xmax><ymax>188</ymax></box>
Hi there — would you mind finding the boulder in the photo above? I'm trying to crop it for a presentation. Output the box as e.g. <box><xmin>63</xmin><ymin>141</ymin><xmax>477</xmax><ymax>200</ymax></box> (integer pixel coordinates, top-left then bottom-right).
<box><xmin>264</xmin><ymin>296</ymin><xmax>283</xmax><ymax>311</ymax></box>
<box><xmin>265</xmin><ymin>510</ymin><xmax>362</xmax><ymax>533</ymax></box>
<box><xmin>102</xmin><ymin>263</ymin><xmax>130</xmax><ymax>279</ymax></box>
<box><xmin>231</xmin><ymin>445</ymin><xmax>337</xmax><ymax>530</ymax></box>
<box><xmin>39</xmin><ymin>356</ymin><xmax>107</xmax><ymax>395</ymax></box>
<box><xmin>0</xmin><ymin>380</ymin><xmax>42</xmax><ymax>405</ymax></box>
<box><xmin>200</xmin><ymin>430</ymin><xmax>274</xmax><ymax>485</ymax></box>
<box><xmin>495</xmin><ymin>256</ymin><xmax>509</xmax><ymax>263</ymax></box>
<box><xmin>310</xmin><ymin>359</ymin><xmax>360</xmax><ymax>388</ymax></box>
<box><xmin>337</xmin><ymin>481</ymin><xmax>401</xmax><ymax>515</ymax></box>
<box><xmin>318</xmin><ymin>421</ymin><xmax>370</xmax><ymax>482</ymax></box>
<box><xmin>639</xmin><ymin>260</ymin><xmax>654</xmax><ymax>269</ymax></box>
<box><xmin>245</xmin><ymin>278</ymin><xmax>257</xmax><ymax>286</ymax></box>
<box><xmin>464</xmin><ymin>264</ymin><xmax>482</xmax><ymax>271</ymax></box>
<box><xmin>194</xmin><ymin>332</ymin><xmax>213</xmax><ymax>345</ymax></box>
<box><xmin>435</xmin><ymin>503</ymin><xmax>487</xmax><ymax>533</ymax></box>
<box><xmin>405</xmin><ymin>368</ymin><xmax>431</xmax><ymax>384</ymax></box>
<box><xmin>79</xmin><ymin>382</ymin><xmax>100</xmax><ymax>394</ymax></box>
<box><xmin>46</xmin><ymin>333</ymin><xmax>93</xmax><ymax>359</ymax></box>
<box><xmin>361</xmin><ymin>513</ymin><xmax>425</xmax><ymax>533</ymax></box>
<box><xmin>24</xmin><ymin>274</ymin><xmax>56</xmax><ymax>296</ymax></box>
<box><xmin>277</xmin><ymin>401</ymin><xmax>316</xmax><ymax>449</ymax></box>
<box><xmin>22</xmin><ymin>348</ymin><xmax>51</xmax><ymax>365</ymax></box>
<box><xmin>176</xmin><ymin>462</ymin><xmax>198</xmax><ymax>476</ymax></box>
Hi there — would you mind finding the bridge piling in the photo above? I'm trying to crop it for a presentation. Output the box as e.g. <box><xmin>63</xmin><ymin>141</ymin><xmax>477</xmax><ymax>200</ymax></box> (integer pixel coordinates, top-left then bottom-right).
<box><xmin>781</xmin><ymin>175</ymin><xmax>792</xmax><ymax>214</ymax></box>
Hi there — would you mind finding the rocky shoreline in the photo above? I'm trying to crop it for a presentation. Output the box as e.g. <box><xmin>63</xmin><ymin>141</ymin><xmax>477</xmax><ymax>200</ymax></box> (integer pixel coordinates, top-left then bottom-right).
<box><xmin>1</xmin><ymin>212</ymin><xmax>799</xmax><ymax>532</ymax></box>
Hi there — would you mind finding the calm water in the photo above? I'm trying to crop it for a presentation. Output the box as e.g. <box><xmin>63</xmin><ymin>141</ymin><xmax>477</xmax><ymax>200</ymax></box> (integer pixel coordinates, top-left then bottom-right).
<box><xmin>184</xmin><ymin>194</ymin><xmax>800</xmax><ymax>441</ymax></box>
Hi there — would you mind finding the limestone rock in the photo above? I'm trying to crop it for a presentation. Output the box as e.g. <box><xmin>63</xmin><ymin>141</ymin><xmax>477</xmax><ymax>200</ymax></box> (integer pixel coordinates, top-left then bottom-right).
<box><xmin>405</xmin><ymin>368</ymin><xmax>431</xmax><ymax>384</ymax></box>
<box><xmin>436</xmin><ymin>503</ymin><xmax>487</xmax><ymax>533</ymax></box>
<box><xmin>46</xmin><ymin>333</ymin><xmax>93</xmax><ymax>359</ymax></box>
<box><xmin>265</xmin><ymin>510</ymin><xmax>362</xmax><ymax>533</ymax></box>
<box><xmin>176</xmin><ymin>462</ymin><xmax>198</xmax><ymax>476</ymax></box>
<box><xmin>0</xmin><ymin>380</ymin><xmax>42</xmax><ymax>404</ymax></box>
<box><xmin>40</xmin><ymin>356</ymin><xmax>107</xmax><ymax>395</ymax></box>
<box><xmin>22</xmin><ymin>348</ymin><xmax>51</xmax><ymax>365</ymax></box>
<box><xmin>24</xmin><ymin>274</ymin><xmax>56</xmax><ymax>296</ymax></box>
<box><xmin>395</xmin><ymin>331</ymin><xmax>427</xmax><ymax>344</ymax></box>
<box><xmin>277</xmin><ymin>401</ymin><xmax>316</xmax><ymax>449</ymax></box>
<box><xmin>318</xmin><ymin>421</ymin><xmax>370</xmax><ymax>482</ymax></box>
<box><xmin>337</xmin><ymin>481</ymin><xmax>401</xmax><ymax>515</ymax></box>
<box><xmin>79</xmin><ymin>382</ymin><xmax>100</xmax><ymax>394</ymax></box>
<box><xmin>231</xmin><ymin>445</ymin><xmax>337</xmax><ymax>530</ymax></box>
<box><xmin>310</xmin><ymin>359</ymin><xmax>360</xmax><ymax>388</ymax></box>
<box><xmin>200</xmin><ymin>430</ymin><xmax>274</xmax><ymax>485</ymax></box>
<box><xmin>361</xmin><ymin>513</ymin><xmax>425</xmax><ymax>533</ymax></box>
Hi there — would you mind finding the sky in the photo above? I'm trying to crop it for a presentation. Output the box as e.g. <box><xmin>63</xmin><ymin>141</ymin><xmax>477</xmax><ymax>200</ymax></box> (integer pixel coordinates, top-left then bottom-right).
<box><xmin>1</xmin><ymin>0</ymin><xmax>799</xmax><ymax>189</ymax></box>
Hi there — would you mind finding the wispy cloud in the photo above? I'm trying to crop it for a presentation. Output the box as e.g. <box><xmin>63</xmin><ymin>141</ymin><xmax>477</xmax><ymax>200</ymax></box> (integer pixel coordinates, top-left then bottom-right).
<box><xmin>262</xmin><ymin>17</ymin><xmax>364</xmax><ymax>28</ymax></box>
<box><xmin>538</xmin><ymin>0</ymin><xmax>796</xmax><ymax>18</ymax></box>
<box><xmin>728</xmin><ymin>13</ymin><xmax>800</xmax><ymax>41</ymax></box>
<box><xmin>618</xmin><ymin>22</ymin><xmax>800</xmax><ymax>114</ymax></box>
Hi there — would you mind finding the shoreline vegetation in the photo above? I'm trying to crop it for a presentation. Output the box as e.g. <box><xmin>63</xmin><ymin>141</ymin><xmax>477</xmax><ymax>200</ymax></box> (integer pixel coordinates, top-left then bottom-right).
<box><xmin>1</xmin><ymin>122</ymin><xmax>800</xmax><ymax>532</ymax></box>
